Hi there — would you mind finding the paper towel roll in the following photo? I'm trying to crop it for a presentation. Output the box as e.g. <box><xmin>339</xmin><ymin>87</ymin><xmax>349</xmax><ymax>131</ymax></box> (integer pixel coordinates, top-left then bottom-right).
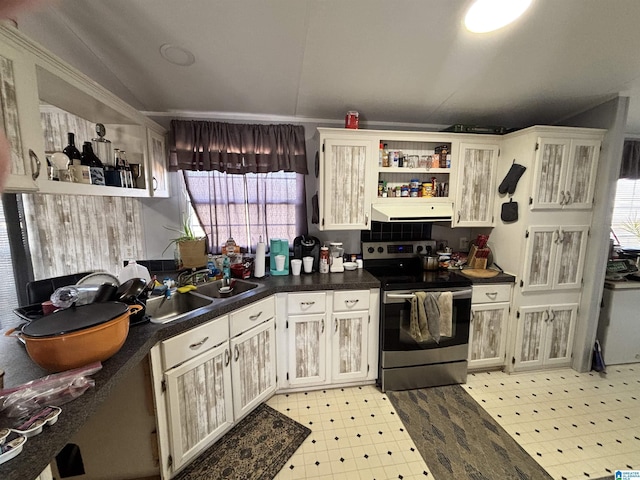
<box><xmin>254</xmin><ymin>241</ymin><xmax>266</xmax><ymax>278</ymax></box>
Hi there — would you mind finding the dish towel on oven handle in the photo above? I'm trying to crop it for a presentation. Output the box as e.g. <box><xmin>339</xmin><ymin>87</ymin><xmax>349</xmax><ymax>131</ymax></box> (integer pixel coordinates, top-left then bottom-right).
<box><xmin>410</xmin><ymin>292</ymin><xmax>431</xmax><ymax>342</ymax></box>
<box><xmin>437</xmin><ymin>292</ymin><xmax>453</xmax><ymax>339</ymax></box>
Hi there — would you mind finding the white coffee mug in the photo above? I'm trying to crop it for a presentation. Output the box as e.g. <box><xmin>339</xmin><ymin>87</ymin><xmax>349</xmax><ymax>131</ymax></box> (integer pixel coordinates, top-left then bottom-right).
<box><xmin>290</xmin><ymin>258</ymin><xmax>302</xmax><ymax>276</ymax></box>
<box><xmin>302</xmin><ymin>256</ymin><xmax>314</xmax><ymax>273</ymax></box>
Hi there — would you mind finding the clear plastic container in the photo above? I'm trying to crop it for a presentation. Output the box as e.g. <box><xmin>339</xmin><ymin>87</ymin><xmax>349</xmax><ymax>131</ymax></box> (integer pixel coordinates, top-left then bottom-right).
<box><xmin>118</xmin><ymin>260</ymin><xmax>151</xmax><ymax>284</ymax></box>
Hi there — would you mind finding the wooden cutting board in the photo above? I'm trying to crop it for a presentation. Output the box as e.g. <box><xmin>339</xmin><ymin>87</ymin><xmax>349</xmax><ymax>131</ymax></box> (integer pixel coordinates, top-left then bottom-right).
<box><xmin>460</xmin><ymin>268</ymin><xmax>501</xmax><ymax>278</ymax></box>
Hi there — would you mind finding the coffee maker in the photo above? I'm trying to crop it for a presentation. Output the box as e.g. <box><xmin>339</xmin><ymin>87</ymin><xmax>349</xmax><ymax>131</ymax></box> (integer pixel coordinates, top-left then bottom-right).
<box><xmin>293</xmin><ymin>235</ymin><xmax>320</xmax><ymax>273</ymax></box>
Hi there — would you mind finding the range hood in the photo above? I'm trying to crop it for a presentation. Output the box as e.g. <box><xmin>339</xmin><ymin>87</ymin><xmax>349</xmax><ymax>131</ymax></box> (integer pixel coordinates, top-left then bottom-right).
<box><xmin>370</xmin><ymin>203</ymin><xmax>453</xmax><ymax>223</ymax></box>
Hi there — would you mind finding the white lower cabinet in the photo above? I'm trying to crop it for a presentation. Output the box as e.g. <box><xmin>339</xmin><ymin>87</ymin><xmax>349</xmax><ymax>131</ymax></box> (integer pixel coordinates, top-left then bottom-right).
<box><xmin>468</xmin><ymin>303</ymin><xmax>510</xmax><ymax>370</ymax></box>
<box><xmin>278</xmin><ymin>289</ymin><xmax>378</xmax><ymax>390</ymax></box>
<box><xmin>164</xmin><ymin>342</ymin><xmax>233</xmax><ymax>472</ymax></box>
<box><xmin>151</xmin><ymin>295</ymin><xmax>277</xmax><ymax>479</ymax></box>
<box><xmin>331</xmin><ymin>310</ymin><xmax>369</xmax><ymax>382</ymax></box>
<box><xmin>230</xmin><ymin>318</ymin><xmax>277</xmax><ymax>419</ymax></box>
<box><xmin>468</xmin><ymin>284</ymin><xmax>512</xmax><ymax>370</ymax></box>
<box><xmin>513</xmin><ymin>303</ymin><xmax>577</xmax><ymax>370</ymax></box>
<box><xmin>287</xmin><ymin>313</ymin><xmax>327</xmax><ymax>387</ymax></box>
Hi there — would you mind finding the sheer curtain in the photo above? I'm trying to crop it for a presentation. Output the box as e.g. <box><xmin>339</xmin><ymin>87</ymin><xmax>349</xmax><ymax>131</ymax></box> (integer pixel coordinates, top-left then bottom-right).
<box><xmin>170</xmin><ymin>121</ymin><xmax>308</xmax><ymax>253</ymax></box>
<box><xmin>611</xmin><ymin>141</ymin><xmax>640</xmax><ymax>247</ymax></box>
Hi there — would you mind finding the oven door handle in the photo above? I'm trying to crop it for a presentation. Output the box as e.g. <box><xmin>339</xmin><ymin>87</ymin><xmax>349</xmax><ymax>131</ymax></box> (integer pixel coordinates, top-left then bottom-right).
<box><xmin>386</xmin><ymin>289</ymin><xmax>472</xmax><ymax>300</ymax></box>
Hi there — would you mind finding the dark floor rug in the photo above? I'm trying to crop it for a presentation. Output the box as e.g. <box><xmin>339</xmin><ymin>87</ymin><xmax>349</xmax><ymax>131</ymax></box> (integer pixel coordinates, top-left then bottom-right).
<box><xmin>387</xmin><ymin>385</ymin><xmax>554</xmax><ymax>480</ymax></box>
<box><xmin>174</xmin><ymin>403</ymin><xmax>311</xmax><ymax>480</ymax></box>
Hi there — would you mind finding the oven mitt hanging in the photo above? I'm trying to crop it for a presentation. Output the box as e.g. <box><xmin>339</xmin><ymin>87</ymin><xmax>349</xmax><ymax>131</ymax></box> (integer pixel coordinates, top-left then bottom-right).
<box><xmin>498</xmin><ymin>163</ymin><xmax>526</xmax><ymax>195</ymax></box>
<box><xmin>501</xmin><ymin>198</ymin><xmax>518</xmax><ymax>223</ymax></box>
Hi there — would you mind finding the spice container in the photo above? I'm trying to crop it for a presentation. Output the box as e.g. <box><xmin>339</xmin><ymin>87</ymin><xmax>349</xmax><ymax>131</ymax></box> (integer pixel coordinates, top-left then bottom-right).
<box><xmin>345</xmin><ymin>111</ymin><xmax>359</xmax><ymax>129</ymax></box>
<box><xmin>319</xmin><ymin>246</ymin><xmax>330</xmax><ymax>273</ymax></box>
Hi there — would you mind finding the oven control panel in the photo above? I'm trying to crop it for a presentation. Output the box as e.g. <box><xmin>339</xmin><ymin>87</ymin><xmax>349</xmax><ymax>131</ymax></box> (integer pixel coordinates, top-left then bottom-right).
<box><xmin>362</xmin><ymin>240</ymin><xmax>437</xmax><ymax>260</ymax></box>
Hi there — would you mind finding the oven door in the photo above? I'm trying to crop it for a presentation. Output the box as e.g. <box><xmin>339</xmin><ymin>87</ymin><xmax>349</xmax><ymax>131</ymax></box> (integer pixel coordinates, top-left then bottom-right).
<box><xmin>380</xmin><ymin>287</ymin><xmax>472</xmax><ymax>367</ymax></box>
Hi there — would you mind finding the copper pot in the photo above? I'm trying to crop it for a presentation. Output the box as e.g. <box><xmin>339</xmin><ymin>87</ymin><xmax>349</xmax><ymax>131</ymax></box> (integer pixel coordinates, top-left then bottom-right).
<box><xmin>20</xmin><ymin>302</ymin><xmax>141</xmax><ymax>372</ymax></box>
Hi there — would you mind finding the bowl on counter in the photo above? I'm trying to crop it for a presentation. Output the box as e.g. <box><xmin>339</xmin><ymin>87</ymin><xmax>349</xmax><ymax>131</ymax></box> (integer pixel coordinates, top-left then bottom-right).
<box><xmin>18</xmin><ymin>302</ymin><xmax>141</xmax><ymax>372</ymax></box>
<box><xmin>343</xmin><ymin>262</ymin><xmax>358</xmax><ymax>271</ymax></box>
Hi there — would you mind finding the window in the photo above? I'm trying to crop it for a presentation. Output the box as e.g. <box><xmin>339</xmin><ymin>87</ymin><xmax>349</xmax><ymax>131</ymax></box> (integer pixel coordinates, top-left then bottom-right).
<box><xmin>184</xmin><ymin>170</ymin><xmax>306</xmax><ymax>253</ymax></box>
<box><xmin>0</xmin><ymin>198</ymin><xmax>19</xmax><ymax>327</ymax></box>
<box><xmin>611</xmin><ymin>179</ymin><xmax>640</xmax><ymax>248</ymax></box>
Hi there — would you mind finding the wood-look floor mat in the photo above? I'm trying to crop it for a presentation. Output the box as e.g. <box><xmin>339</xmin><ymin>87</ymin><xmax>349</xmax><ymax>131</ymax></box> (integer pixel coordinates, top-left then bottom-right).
<box><xmin>387</xmin><ymin>385</ymin><xmax>554</xmax><ymax>480</ymax></box>
<box><xmin>174</xmin><ymin>403</ymin><xmax>311</xmax><ymax>480</ymax></box>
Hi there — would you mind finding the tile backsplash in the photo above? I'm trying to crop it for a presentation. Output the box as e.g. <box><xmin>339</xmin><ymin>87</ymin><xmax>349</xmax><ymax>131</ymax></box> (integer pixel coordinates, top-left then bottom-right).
<box><xmin>361</xmin><ymin>221</ymin><xmax>432</xmax><ymax>242</ymax></box>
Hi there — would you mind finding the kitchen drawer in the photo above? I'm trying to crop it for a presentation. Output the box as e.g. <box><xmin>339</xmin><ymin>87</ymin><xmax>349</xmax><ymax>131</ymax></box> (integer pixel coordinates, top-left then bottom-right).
<box><xmin>287</xmin><ymin>292</ymin><xmax>326</xmax><ymax>315</ymax></box>
<box><xmin>161</xmin><ymin>314</ymin><xmax>229</xmax><ymax>370</ymax></box>
<box><xmin>333</xmin><ymin>290</ymin><xmax>370</xmax><ymax>312</ymax></box>
<box><xmin>472</xmin><ymin>284</ymin><xmax>512</xmax><ymax>304</ymax></box>
<box><xmin>230</xmin><ymin>295</ymin><xmax>276</xmax><ymax>337</ymax></box>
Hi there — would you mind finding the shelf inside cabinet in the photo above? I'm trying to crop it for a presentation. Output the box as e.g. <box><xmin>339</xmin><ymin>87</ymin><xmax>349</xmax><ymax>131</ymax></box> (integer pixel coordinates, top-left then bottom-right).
<box><xmin>378</xmin><ymin>167</ymin><xmax>450</xmax><ymax>174</ymax></box>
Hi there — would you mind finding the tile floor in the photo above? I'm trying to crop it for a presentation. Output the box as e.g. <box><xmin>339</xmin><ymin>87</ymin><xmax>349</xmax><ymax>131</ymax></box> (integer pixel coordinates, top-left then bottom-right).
<box><xmin>465</xmin><ymin>364</ymin><xmax>640</xmax><ymax>480</ymax></box>
<box><xmin>267</xmin><ymin>385</ymin><xmax>432</xmax><ymax>480</ymax></box>
<box><xmin>268</xmin><ymin>363</ymin><xmax>640</xmax><ymax>480</ymax></box>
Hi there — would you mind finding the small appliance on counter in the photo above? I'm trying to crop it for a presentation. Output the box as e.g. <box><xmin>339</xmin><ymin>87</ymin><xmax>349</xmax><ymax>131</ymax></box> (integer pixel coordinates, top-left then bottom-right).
<box><xmin>293</xmin><ymin>235</ymin><xmax>320</xmax><ymax>273</ymax></box>
<box><xmin>329</xmin><ymin>242</ymin><xmax>344</xmax><ymax>273</ymax></box>
<box><xmin>269</xmin><ymin>238</ymin><xmax>290</xmax><ymax>276</ymax></box>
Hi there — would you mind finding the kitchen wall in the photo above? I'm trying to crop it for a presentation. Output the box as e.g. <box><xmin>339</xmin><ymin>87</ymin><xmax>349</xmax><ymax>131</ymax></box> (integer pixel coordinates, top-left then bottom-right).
<box><xmin>563</xmin><ymin>95</ymin><xmax>630</xmax><ymax>372</ymax></box>
<box><xmin>24</xmin><ymin>193</ymin><xmax>144</xmax><ymax>280</ymax></box>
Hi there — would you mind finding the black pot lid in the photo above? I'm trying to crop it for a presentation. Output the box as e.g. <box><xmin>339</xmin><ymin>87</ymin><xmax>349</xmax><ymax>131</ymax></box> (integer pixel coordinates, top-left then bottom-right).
<box><xmin>22</xmin><ymin>302</ymin><xmax>129</xmax><ymax>338</ymax></box>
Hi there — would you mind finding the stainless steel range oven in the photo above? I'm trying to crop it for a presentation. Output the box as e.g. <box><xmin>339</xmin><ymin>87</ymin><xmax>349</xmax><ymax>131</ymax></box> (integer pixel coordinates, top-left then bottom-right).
<box><xmin>363</xmin><ymin>241</ymin><xmax>472</xmax><ymax>392</ymax></box>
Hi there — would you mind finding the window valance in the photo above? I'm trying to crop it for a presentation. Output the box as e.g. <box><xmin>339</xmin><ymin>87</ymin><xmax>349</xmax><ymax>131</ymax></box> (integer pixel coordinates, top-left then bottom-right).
<box><xmin>168</xmin><ymin>120</ymin><xmax>308</xmax><ymax>175</ymax></box>
<box><xmin>620</xmin><ymin>140</ymin><xmax>640</xmax><ymax>179</ymax></box>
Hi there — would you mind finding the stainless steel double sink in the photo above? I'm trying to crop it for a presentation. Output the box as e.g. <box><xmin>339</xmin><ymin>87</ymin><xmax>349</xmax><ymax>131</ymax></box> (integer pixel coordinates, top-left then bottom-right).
<box><xmin>146</xmin><ymin>279</ymin><xmax>262</xmax><ymax>324</ymax></box>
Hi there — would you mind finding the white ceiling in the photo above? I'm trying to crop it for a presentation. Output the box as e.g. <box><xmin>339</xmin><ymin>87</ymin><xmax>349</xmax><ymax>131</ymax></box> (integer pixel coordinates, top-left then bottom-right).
<box><xmin>15</xmin><ymin>0</ymin><xmax>640</xmax><ymax>134</ymax></box>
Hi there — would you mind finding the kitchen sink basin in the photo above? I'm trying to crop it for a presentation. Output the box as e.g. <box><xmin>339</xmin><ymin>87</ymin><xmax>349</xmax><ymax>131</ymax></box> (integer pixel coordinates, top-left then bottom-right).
<box><xmin>194</xmin><ymin>279</ymin><xmax>260</xmax><ymax>298</ymax></box>
<box><xmin>147</xmin><ymin>292</ymin><xmax>214</xmax><ymax>324</ymax></box>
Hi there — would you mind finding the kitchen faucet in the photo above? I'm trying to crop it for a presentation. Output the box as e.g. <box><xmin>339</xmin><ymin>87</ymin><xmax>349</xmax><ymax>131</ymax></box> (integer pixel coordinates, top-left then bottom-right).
<box><xmin>177</xmin><ymin>269</ymin><xmax>210</xmax><ymax>287</ymax></box>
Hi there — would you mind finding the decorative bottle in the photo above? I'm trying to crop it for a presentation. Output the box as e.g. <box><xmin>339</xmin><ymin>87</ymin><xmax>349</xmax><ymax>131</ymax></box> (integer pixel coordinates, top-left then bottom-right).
<box><xmin>81</xmin><ymin>142</ymin><xmax>105</xmax><ymax>185</ymax></box>
<box><xmin>63</xmin><ymin>133</ymin><xmax>82</xmax><ymax>166</ymax></box>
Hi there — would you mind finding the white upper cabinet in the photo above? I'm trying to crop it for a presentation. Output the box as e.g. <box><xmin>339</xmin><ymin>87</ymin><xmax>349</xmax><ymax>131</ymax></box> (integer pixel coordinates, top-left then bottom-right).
<box><xmin>0</xmin><ymin>38</ymin><xmax>43</xmax><ymax>192</ymax></box>
<box><xmin>147</xmin><ymin>129</ymin><xmax>170</xmax><ymax>198</ymax></box>
<box><xmin>531</xmin><ymin>137</ymin><xmax>600</xmax><ymax>210</ymax></box>
<box><xmin>453</xmin><ymin>143</ymin><xmax>499</xmax><ymax>227</ymax></box>
<box><xmin>521</xmin><ymin>225</ymin><xmax>589</xmax><ymax>292</ymax></box>
<box><xmin>0</xmin><ymin>25</ymin><xmax>167</xmax><ymax>197</ymax></box>
<box><xmin>319</xmin><ymin>135</ymin><xmax>376</xmax><ymax>230</ymax></box>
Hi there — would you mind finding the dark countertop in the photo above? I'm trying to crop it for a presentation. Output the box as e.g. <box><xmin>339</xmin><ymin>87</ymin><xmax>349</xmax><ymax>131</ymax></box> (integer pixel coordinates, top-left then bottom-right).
<box><xmin>0</xmin><ymin>269</ymin><xmax>379</xmax><ymax>480</ymax></box>
<box><xmin>465</xmin><ymin>271</ymin><xmax>517</xmax><ymax>284</ymax></box>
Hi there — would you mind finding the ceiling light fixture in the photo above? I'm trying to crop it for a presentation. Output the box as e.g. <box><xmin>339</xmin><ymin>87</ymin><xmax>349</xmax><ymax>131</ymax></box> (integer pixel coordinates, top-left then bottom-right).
<box><xmin>159</xmin><ymin>44</ymin><xmax>196</xmax><ymax>67</ymax></box>
<box><xmin>464</xmin><ymin>0</ymin><xmax>532</xmax><ymax>33</ymax></box>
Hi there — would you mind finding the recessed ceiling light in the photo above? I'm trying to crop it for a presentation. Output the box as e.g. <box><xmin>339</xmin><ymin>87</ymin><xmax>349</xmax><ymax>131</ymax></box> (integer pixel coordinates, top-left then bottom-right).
<box><xmin>464</xmin><ymin>0</ymin><xmax>532</xmax><ymax>33</ymax></box>
<box><xmin>159</xmin><ymin>44</ymin><xmax>196</xmax><ymax>66</ymax></box>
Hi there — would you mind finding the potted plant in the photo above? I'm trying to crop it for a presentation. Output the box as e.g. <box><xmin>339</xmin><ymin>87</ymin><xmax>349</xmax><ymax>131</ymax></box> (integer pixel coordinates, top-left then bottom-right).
<box><xmin>164</xmin><ymin>220</ymin><xmax>208</xmax><ymax>269</ymax></box>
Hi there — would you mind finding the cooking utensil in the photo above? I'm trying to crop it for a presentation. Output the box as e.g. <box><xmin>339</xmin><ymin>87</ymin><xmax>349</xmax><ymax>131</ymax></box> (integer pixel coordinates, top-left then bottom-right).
<box><xmin>77</xmin><ymin>272</ymin><xmax>120</xmax><ymax>288</ymax></box>
<box><xmin>115</xmin><ymin>278</ymin><xmax>148</xmax><ymax>302</ymax></box>
<box><xmin>419</xmin><ymin>254</ymin><xmax>439</xmax><ymax>271</ymax></box>
<box><xmin>19</xmin><ymin>302</ymin><xmax>141</xmax><ymax>372</ymax></box>
<box><xmin>92</xmin><ymin>283</ymin><xmax>118</xmax><ymax>303</ymax></box>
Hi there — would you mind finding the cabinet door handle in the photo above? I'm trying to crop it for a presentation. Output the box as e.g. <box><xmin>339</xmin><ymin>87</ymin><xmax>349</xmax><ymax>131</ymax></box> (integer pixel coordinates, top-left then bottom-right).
<box><xmin>485</xmin><ymin>292</ymin><xmax>498</xmax><ymax>300</ymax></box>
<box><xmin>543</xmin><ymin>309</ymin><xmax>549</xmax><ymax>322</ymax></box>
<box><xmin>549</xmin><ymin>309</ymin><xmax>556</xmax><ymax>322</ymax></box>
<box><xmin>335</xmin><ymin>319</ymin><xmax>339</xmax><ymax>332</ymax></box>
<box><xmin>224</xmin><ymin>348</ymin><xmax>230</xmax><ymax>366</ymax></box>
<box><xmin>300</xmin><ymin>301</ymin><xmax>315</xmax><ymax>308</ymax></box>
<box><xmin>345</xmin><ymin>299</ymin><xmax>359</xmax><ymax>307</ymax></box>
<box><xmin>557</xmin><ymin>229</ymin><xmax>564</xmax><ymax>243</ymax></box>
<box><xmin>321</xmin><ymin>319</ymin><xmax>325</xmax><ymax>333</ymax></box>
<box><xmin>559</xmin><ymin>191</ymin><xmax>566</xmax><ymax>205</ymax></box>
<box><xmin>553</xmin><ymin>229</ymin><xmax>560</xmax><ymax>244</ymax></box>
<box><xmin>365</xmin><ymin>214</ymin><xmax>369</xmax><ymax>226</ymax></box>
<box><xmin>152</xmin><ymin>176</ymin><xmax>158</xmax><ymax>191</ymax></box>
<box><xmin>565</xmin><ymin>191</ymin><xmax>572</xmax><ymax>205</ymax></box>
<box><xmin>457</xmin><ymin>211</ymin><xmax>461</xmax><ymax>223</ymax></box>
<box><xmin>470</xmin><ymin>311</ymin><xmax>474</xmax><ymax>322</ymax></box>
<box><xmin>249</xmin><ymin>311</ymin><xmax>262</xmax><ymax>321</ymax></box>
<box><xmin>29</xmin><ymin>149</ymin><xmax>41</xmax><ymax>180</ymax></box>
<box><xmin>189</xmin><ymin>336</ymin><xmax>209</xmax><ymax>350</ymax></box>
<box><xmin>234</xmin><ymin>344</ymin><xmax>240</xmax><ymax>361</ymax></box>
